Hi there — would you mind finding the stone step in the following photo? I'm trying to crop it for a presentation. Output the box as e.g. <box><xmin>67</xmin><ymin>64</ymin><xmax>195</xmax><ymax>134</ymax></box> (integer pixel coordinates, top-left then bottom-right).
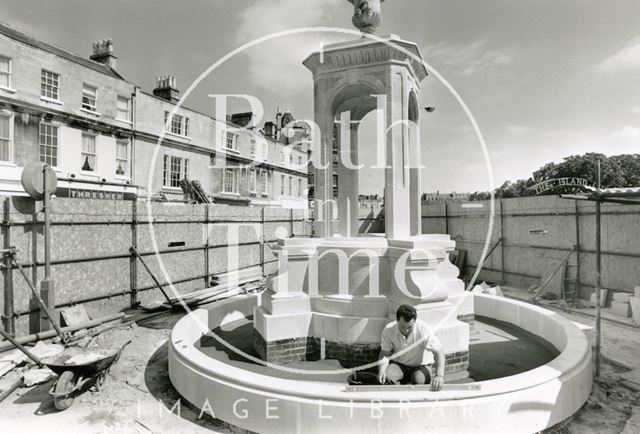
<box><xmin>260</xmin><ymin>290</ymin><xmax>311</xmax><ymax>315</ymax></box>
<box><xmin>311</xmin><ymin>311</ymin><xmax>389</xmax><ymax>343</ymax></box>
<box><xmin>447</xmin><ymin>292</ymin><xmax>474</xmax><ymax>317</ymax></box>
<box><xmin>312</xmin><ymin>296</ymin><xmax>389</xmax><ymax>318</ymax></box>
<box><xmin>434</xmin><ymin>322</ymin><xmax>471</xmax><ymax>355</ymax></box>
<box><xmin>253</xmin><ymin>306</ymin><xmax>312</xmax><ymax>341</ymax></box>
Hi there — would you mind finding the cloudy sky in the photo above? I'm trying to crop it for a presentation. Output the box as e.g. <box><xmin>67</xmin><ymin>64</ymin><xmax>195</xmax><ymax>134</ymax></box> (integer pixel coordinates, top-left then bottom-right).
<box><xmin>2</xmin><ymin>0</ymin><xmax>639</xmax><ymax>194</ymax></box>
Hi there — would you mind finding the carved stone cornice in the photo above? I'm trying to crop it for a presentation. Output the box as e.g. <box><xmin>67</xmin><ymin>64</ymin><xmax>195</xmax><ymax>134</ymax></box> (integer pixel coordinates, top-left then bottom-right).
<box><xmin>303</xmin><ymin>38</ymin><xmax>427</xmax><ymax>83</ymax></box>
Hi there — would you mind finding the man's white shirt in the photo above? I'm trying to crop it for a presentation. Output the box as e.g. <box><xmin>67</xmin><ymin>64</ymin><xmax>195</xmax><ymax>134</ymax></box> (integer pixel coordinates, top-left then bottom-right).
<box><xmin>380</xmin><ymin>319</ymin><xmax>442</xmax><ymax>366</ymax></box>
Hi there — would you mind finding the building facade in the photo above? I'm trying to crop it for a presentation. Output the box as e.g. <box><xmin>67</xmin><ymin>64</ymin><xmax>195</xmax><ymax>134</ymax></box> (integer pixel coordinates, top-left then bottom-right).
<box><xmin>422</xmin><ymin>192</ymin><xmax>471</xmax><ymax>202</ymax></box>
<box><xmin>0</xmin><ymin>24</ymin><xmax>137</xmax><ymax>200</ymax></box>
<box><xmin>0</xmin><ymin>22</ymin><xmax>308</xmax><ymax>209</ymax></box>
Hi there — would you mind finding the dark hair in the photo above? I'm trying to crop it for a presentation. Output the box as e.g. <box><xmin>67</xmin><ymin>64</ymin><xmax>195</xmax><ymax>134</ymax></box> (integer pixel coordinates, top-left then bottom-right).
<box><xmin>396</xmin><ymin>304</ymin><xmax>417</xmax><ymax>322</ymax></box>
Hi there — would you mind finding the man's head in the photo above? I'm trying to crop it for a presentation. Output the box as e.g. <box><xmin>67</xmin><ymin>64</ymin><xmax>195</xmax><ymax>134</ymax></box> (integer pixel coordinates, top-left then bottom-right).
<box><xmin>396</xmin><ymin>304</ymin><xmax>417</xmax><ymax>337</ymax></box>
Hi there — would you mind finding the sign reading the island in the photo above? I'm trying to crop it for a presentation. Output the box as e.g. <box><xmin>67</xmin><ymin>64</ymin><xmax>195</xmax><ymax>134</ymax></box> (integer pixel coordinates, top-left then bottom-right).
<box><xmin>529</xmin><ymin>178</ymin><xmax>591</xmax><ymax>195</ymax></box>
<box><xmin>55</xmin><ymin>187</ymin><xmax>137</xmax><ymax>201</ymax></box>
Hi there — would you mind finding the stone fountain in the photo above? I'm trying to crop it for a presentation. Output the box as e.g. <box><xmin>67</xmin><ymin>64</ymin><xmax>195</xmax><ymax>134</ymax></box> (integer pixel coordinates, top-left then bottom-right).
<box><xmin>168</xmin><ymin>3</ymin><xmax>592</xmax><ymax>432</ymax></box>
<box><xmin>252</xmin><ymin>0</ymin><xmax>473</xmax><ymax>379</ymax></box>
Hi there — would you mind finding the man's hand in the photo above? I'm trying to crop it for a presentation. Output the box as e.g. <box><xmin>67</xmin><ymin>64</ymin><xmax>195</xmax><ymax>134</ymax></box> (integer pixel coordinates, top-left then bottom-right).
<box><xmin>378</xmin><ymin>370</ymin><xmax>387</xmax><ymax>385</ymax></box>
<box><xmin>377</xmin><ymin>354</ymin><xmax>390</xmax><ymax>385</ymax></box>
<box><xmin>430</xmin><ymin>375</ymin><xmax>444</xmax><ymax>391</ymax></box>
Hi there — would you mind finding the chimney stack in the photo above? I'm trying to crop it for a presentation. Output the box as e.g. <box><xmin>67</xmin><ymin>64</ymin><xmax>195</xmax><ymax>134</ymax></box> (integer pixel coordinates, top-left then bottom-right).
<box><xmin>263</xmin><ymin>121</ymin><xmax>276</xmax><ymax>139</ymax></box>
<box><xmin>274</xmin><ymin>111</ymin><xmax>283</xmax><ymax>140</ymax></box>
<box><xmin>90</xmin><ymin>39</ymin><xmax>117</xmax><ymax>70</ymax></box>
<box><xmin>153</xmin><ymin>76</ymin><xmax>180</xmax><ymax>103</ymax></box>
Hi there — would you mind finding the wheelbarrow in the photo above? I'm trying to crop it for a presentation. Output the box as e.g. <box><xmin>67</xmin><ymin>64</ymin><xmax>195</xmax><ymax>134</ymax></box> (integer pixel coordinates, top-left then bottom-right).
<box><xmin>42</xmin><ymin>340</ymin><xmax>131</xmax><ymax>410</ymax></box>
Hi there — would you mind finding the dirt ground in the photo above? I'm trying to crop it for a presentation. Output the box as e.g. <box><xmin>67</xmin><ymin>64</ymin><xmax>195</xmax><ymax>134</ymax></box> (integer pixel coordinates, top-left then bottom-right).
<box><xmin>0</xmin><ymin>313</ymin><xmax>242</xmax><ymax>434</ymax></box>
<box><xmin>548</xmin><ymin>362</ymin><xmax>639</xmax><ymax>434</ymax></box>
<box><xmin>0</xmin><ymin>308</ymin><xmax>638</xmax><ymax>434</ymax></box>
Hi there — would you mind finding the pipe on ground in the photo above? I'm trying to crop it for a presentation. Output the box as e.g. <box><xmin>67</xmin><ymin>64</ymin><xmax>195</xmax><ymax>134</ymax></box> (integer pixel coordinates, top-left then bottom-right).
<box><xmin>0</xmin><ymin>312</ymin><xmax>125</xmax><ymax>353</ymax></box>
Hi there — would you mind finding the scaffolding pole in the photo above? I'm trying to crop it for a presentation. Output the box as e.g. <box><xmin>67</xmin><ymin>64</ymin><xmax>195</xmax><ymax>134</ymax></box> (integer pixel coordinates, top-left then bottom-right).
<box><xmin>594</xmin><ymin>160</ymin><xmax>602</xmax><ymax>379</ymax></box>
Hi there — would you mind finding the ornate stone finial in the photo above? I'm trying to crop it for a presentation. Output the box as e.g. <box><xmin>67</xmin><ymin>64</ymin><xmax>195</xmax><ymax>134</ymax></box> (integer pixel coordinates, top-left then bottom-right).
<box><xmin>348</xmin><ymin>0</ymin><xmax>385</xmax><ymax>34</ymax></box>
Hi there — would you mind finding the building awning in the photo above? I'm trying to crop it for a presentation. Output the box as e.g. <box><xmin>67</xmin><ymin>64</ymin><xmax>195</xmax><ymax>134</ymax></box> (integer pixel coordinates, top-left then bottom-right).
<box><xmin>583</xmin><ymin>186</ymin><xmax>640</xmax><ymax>198</ymax></box>
<box><xmin>562</xmin><ymin>185</ymin><xmax>640</xmax><ymax>205</ymax></box>
<box><xmin>1</xmin><ymin>167</ymin><xmax>138</xmax><ymax>200</ymax></box>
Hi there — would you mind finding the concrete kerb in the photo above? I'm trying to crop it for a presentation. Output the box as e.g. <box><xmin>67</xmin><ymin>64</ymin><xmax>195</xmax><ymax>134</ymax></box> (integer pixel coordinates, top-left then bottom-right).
<box><xmin>145</xmin><ymin>26</ymin><xmax>496</xmax><ymax>377</ymax></box>
<box><xmin>170</xmin><ymin>293</ymin><xmax>591</xmax><ymax>400</ymax></box>
<box><xmin>168</xmin><ymin>293</ymin><xmax>593</xmax><ymax>432</ymax></box>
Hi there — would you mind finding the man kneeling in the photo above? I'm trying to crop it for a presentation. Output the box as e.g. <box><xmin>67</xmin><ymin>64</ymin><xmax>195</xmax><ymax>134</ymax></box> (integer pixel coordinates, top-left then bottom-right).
<box><xmin>378</xmin><ymin>304</ymin><xmax>445</xmax><ymax>391</ymax></box>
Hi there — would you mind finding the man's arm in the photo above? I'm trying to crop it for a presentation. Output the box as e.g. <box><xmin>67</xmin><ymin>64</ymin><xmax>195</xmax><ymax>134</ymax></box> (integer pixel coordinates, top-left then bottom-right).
<box><xmin>377</xmin><ymin>349</ymin><xmax>391</xmax><ymax>384</ymax></box>
<box><xmin>378</xmin><ymin>327</ymin><xmax>394</xmax><ymax>384</ymax></box>
<box><xmin>430</xmin><ymin>347</ymin><xmax>445</xmax><ymax>391</ymax></box>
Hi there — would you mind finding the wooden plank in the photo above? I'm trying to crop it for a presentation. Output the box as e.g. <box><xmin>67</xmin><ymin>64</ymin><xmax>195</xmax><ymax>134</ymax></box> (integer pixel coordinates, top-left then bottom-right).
<box><xmin>211</xmin><ymin>267</ymin><xmax>262</xmax><ymax>283</ymax></box>
<box><xmin>0</xmin><ymin>375</ymin><xmax>22</xmax><ymax>403</ymax></box>
<box><xmin>168</xmin><ymin>284</ymin><xmax>263</xmax><ymax>309</ymax></box>
<box><xmin>0</xmin><ymin>362</ymin><xmax>16</xmax><ymax>378</ymax></box>
<box><xmin>169</xmin><ymin>277</ymin><xmax>262</xmax><ymax>303</ymax></box>
<box><xmin>186</xmin><ymin>287</ymin><xmax>245</xmax><ymax>306</ymax></box>
<box><xmin>531</xmin><ymin>249</ymin><xmax>575</xmax><ymax>302</ymax></box>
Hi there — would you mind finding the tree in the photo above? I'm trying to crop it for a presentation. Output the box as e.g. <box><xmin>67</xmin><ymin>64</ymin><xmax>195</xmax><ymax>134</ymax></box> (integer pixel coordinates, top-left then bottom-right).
<box><xmin>469</xmin><ymin>191</ymin><xmax>491</xmax><ymax>201</ymax></box>
<box><xmin>468</xmin><ymin>153</ymin><xmax>640</xmax><ymax>200</ymax></box>
<box><xmin>494</xmin><ymin>179</ymin><xmax>536</xmax><ymax>199</ymax></box>
<box><xmin>532</xmin><ymin>153</ymin><xmax>628</xmax><ymax>192</ymax></box>
<box><xmin>609</xmin><ymin>154</ymin><xmax>640</xmax><ymax>187</ymax></box>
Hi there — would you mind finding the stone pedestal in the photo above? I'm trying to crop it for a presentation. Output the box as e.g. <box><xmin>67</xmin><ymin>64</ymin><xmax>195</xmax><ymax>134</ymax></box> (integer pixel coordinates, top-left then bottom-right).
<box><xmin>253</xmin><ymin>236</ymin><xmax>472</xmax><ymax>379</ymax></box>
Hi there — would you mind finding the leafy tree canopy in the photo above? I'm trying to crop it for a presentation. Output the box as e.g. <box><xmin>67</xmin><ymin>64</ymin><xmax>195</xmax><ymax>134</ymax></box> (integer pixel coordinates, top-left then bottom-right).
<box><xmin>469</xmin><ymin>153</ymin><xmax>640</xmax><ymax>200</ymax></box>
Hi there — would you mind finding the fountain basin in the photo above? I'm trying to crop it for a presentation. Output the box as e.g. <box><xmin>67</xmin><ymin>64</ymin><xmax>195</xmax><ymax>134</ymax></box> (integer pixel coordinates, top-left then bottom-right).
<box><xmin>169</xmin><ymin>293</ymin><xmax>592</xmax><ymax>433</ymax></box>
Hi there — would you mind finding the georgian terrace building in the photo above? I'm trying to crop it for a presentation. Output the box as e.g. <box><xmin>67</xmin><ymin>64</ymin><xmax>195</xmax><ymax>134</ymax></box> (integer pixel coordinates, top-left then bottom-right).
<box><xmin>0</xmin><ymin>21</ymin><xmax>308</xmax><ymax>209</ymax></box>
<box><xmin>135</xmin><ymin>83</ymin><xmax>308</xmax><ymax>209</ymax></box>
<box><xmin>0</xmin><ymin>22</ymin><xmax>137</xmax><ymax>200</ymax></box>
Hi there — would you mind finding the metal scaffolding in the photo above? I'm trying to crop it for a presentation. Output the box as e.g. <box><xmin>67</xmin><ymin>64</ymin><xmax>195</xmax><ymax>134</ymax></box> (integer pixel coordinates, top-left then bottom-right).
<box><xmin>560</xmin><ymin>161</ymin><xmax>640</xmax><ymax>379</ymax></box>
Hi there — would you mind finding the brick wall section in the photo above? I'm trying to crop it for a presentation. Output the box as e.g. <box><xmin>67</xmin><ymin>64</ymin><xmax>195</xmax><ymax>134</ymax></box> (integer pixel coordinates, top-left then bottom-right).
<box><xmin>305</xmin><ymin>337</ymin><xmax>321</xmax><ymax>361</ymax></box>
<box><xmin>445</xmin><ymin>351</ymin><xmax>470</xmax><ymax>376</ymax></box>
<box><xmin>255</xmin><ymin>331</ymin><xmax>470</xmax><ymax>380</ymax></box>
<box><xmin>253</xmin><ymin>332</ymin><xmax>308</xmax><ymax>364</ymax></box>
<box><xmin>323</xmin><ymin>340</ymin><xmax>380</xmax><ymax>368</ymax></box>
<box><xmin>255</xmin><ymin>332</ymin><xmax>380</xmax><ymax>366</ymax></box>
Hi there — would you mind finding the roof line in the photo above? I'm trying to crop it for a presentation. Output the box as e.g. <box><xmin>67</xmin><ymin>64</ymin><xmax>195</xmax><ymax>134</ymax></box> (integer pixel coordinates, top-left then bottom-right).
<box><xmin>0</xmin><ymin>19</ymin><xmax>132</xmax><ymax>83</ymax></box>
<box><xmin>137</xmin><ymin>91</ymin><xmax>303</xmax><ymax>148</ymax></box>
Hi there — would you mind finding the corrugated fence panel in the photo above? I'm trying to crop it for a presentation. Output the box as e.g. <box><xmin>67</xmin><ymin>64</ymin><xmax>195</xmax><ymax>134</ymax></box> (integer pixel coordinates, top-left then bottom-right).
<box><xmin>1</xmin><ymin>196</ymin><xmax>311</xmax><ymax>337</ymax></box>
